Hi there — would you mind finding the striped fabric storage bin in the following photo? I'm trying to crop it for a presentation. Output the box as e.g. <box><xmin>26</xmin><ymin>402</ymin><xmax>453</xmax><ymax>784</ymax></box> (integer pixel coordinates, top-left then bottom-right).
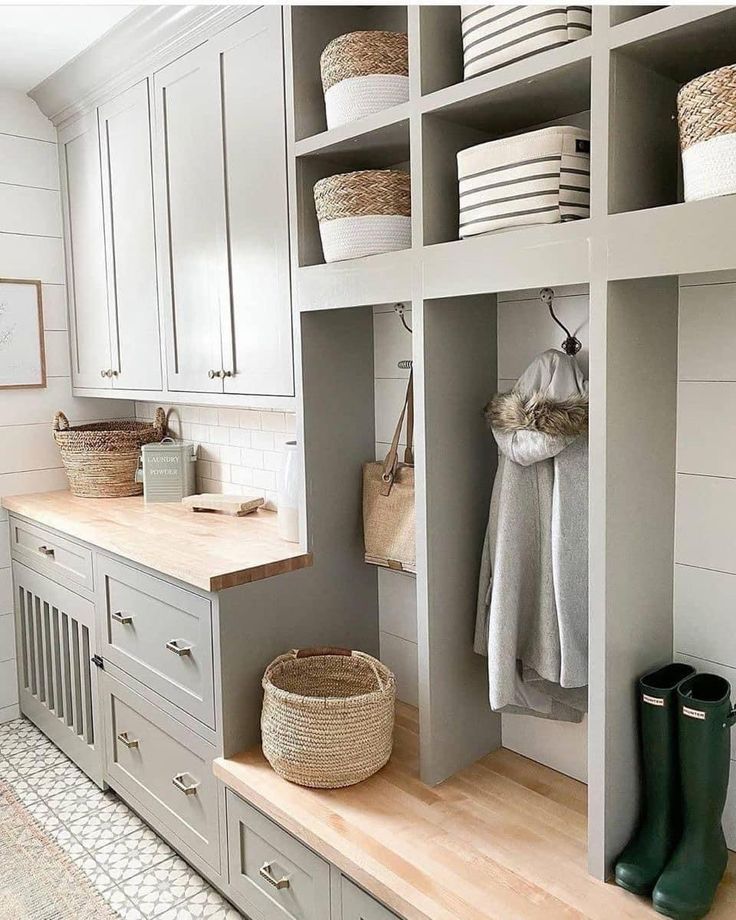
<box><xmin>457</xmin><ymin>125</ymin><xmax>590</xmax><ymax>238</ymax></box>
<box><xmin>461</xmin><ymin>5</ymin><xmax>592</xmax><ymax>80</ymax></box>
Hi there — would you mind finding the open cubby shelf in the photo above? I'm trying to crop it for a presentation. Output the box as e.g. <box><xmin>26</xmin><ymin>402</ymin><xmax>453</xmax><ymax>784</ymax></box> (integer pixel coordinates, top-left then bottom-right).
<box><xmin>285</xmin><ymin>4</ymin><xmax>736</xmax><ymax>887</ymax></box>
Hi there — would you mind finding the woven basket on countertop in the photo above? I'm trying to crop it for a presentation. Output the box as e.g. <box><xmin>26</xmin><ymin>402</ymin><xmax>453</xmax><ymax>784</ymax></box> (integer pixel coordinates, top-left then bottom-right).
<box><xmin>53</xmin><ymin>407</ymin><xmax>167</xmax><ymax>499</ymax></box>
<box><xmin>678</xmin><ymin>63</ymin><xmax>736</xmax><ymax>201</ymax></box>
<box><xmin>320</xmin><ymin>31</ymin><xmax>409</xmax><ymax>128</ymax></box>
<box><xmin>261</xmin><ymin>647</ymin><xmax>395</xmax><ymax>788</ymax></box>
<box><xmin>314</xmin><ymin>169</ymin><xmax>411</xmax><ymax>262</ymax></box>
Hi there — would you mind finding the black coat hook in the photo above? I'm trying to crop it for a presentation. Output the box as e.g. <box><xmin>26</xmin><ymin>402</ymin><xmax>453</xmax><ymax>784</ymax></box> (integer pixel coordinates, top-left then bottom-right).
<box><xmin>540</xmin><ymin>288</ymin><xmax>582</xmax><ymax>356</ymax></box>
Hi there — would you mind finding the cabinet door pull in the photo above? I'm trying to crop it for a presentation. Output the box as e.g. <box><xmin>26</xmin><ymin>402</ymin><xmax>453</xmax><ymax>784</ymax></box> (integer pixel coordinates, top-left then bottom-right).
<box><xmin>117</xmin><ymin>731</ymin><xmax>139</xmax><ymax>749</ymax></box>
<box><xmin>111</xmin><ymin>610</ymin><xmax>133</xmax><ymax>625</ymax></box>
<box><xmin>208</xmin><ymin>369</ymin><xmax>223</xmax><ymax>379</ymax></box>
<box><xmin>222</xmin><ymin>369</ymin><xmax>233</xmax><ymax>378</ymax></box>
<box><xmin>172</xmin><ymin>772</ymin><xmax>199</xmax><ymax>796</ymax></box>
<box><xmin>37</xmin><ymin>545</ymin><xmax>55</xmax><ymax>558</ymax></box>
<box><xmin>259</xmin><ymin>861</ymin><xmax>290</xmax><ymax>890</ymax></box>
<box><xmin>165</xmin><ymin>639</ymin><xmax>192</xmax><ymax>656</ymax></box>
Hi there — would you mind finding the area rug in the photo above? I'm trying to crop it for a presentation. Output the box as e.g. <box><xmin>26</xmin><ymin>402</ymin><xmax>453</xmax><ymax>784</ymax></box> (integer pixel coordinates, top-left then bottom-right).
<box><xmin>0</xmin><ymin>777</ymin><xmax>118</xmax><ymax>919</ymax></box>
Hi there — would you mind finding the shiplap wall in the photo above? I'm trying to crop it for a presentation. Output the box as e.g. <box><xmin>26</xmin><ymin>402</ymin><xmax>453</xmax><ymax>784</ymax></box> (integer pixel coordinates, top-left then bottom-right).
<box><xmin>495</xmin><ymin>285</ymin><xmax>590</xmax><ymax>782</ymax></box>
<box><xmin>135</xmin><ymin>403</ymin><xmax>295</xmax><ymax>510</ymax></box>
<box><xmin>675</xmin><ymin>272</ymin><xmax>736</xmax><ymax>848</ymax></box>
<box><xmin>0</xmin><ymin>90</ymin><xmax>133</xmax><ymax>722</ymax></box>
<box><xmin>373</xmin><ymin>305</ymin><xmax>418</xmax><ymax>706</ymax></box>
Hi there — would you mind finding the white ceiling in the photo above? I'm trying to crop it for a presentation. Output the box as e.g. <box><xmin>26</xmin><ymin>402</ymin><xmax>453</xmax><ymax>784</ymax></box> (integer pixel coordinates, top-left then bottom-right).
<box><xmin>0</xmin><ymin>5</ymin><xmax>136</xmax><ymax>93</ymax></box>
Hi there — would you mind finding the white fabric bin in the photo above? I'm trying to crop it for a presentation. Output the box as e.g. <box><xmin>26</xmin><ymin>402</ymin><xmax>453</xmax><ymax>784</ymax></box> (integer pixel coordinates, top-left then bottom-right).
<box><xmin>461</xmin><ymin>5</ymin><xmax>592</xmax><ymax>80</ymax></box>
<box><xmin>457</xmin><ymin>125</ymin><xmax>590</xmax><ymax>238</ymax></box>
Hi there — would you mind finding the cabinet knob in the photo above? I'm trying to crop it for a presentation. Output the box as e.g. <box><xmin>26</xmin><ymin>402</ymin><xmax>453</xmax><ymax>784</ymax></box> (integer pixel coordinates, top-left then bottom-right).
<box><xmin>222</xmin><ymin>369</ymin><xmax>233</xmax><ymax>378</ymax></box>
<box><xmin>111</xmin><ymin>369</ymin><xmax>119</xmax><ymax>377</ymax></box>
<box><xmin>101</xmin><ymin>369</ymin><xmax>107</xmax><ymax>378</ymax></box>
<box><xmin>208</xmin><ymin>369</ymin><xmax>222</xmax><ymax>379</ymax></box>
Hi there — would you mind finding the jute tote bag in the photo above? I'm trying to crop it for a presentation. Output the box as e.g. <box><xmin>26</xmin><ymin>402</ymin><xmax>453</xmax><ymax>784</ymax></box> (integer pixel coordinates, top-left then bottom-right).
<box><xmin>362</xmin><ymin>371</ymin><xmax>415</xmax><ymax>573</ymax></box>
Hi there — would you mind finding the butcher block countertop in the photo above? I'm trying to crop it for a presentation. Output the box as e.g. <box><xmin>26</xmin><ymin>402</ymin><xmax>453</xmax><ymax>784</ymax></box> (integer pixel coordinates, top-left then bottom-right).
<box><xmin>2</xmin><ymin>490</ymin><xmax>311</xmax><ymax>593</ymax></box>
<box><xmin>214</xmin><ymin>704</ymin><xmax>736</xmax><ymax>920</ymax></box>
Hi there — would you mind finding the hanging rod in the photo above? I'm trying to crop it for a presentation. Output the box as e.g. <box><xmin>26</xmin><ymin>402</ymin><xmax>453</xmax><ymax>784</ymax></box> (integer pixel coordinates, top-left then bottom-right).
<box><xmin>539</xmin><ymin>288</ymin><xmax>582</xmax><ymax>356</ymax></box>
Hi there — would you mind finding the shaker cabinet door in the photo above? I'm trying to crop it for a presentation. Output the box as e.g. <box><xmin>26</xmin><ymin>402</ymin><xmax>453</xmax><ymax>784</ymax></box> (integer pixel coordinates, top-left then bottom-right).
<box><xmin>98</xmin><ymin>79</ymin><xmax>163</xmax><ymax>391</ymax></box>
<box><xmin>58</xmin><ymin>113</ymin><xmax>111</xmax><ymax>389</ymax></box>
<box><xmin>153</xmin><ymin>45</ymin><xmax>228</xmax><ymax>394</ymax></box>
<box><xmin>216</xmin><ymin>6</ymin><xmax>295</xmax><ymax>397</ymax></box>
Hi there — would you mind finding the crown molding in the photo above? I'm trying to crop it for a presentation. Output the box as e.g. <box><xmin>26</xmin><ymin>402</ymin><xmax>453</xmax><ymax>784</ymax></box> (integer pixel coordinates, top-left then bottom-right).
<box><xmin>29</xmin><ymin>4</ymin><xmax>255</xmax><ymax>127</ymax></box>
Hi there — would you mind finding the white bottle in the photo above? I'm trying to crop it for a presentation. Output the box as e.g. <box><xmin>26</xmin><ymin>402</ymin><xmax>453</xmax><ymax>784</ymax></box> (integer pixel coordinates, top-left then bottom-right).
<box><xmin>278</xmin><ymin>440</ymin><xmax>300</xmax><ymax>543</ymax></box>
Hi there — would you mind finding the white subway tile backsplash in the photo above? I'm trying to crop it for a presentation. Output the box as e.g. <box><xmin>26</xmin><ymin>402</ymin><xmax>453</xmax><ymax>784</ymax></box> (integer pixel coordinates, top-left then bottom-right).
<box><xmin>229</xmin><ymin>429</ymin><xmax>251</xmax><ymax>448</ymax></box>
<box><xmin>199</xmin><ymin>408</ymin><xmax>219</xmax><ymax>425</ymax></box>
<box><xmin>262</xmin><ymin>451</ymin><xmax>283</xmax><ymax>472</ymax></box>
<box><xmin>252</xmin><ymin>469</ymin><xmax>277</xmax><ymax>491</ymax></box>
<box><xmin>252</xmin><ymin>430</ymin><xmax>275</xmax><ymax>450</ymax></box>
<box><xmin>217</xmin><ymin>408</ymin><xmax>240</xmax><ymax>426</ymax></box>
<box><xmin>261</xmin><ymin>411</ymin><xmax>286</xmax><ymax>431</ymax></box>
<box><xmin>218</xmin><ymin>445</ymin><xmax>242</xmax><ymax>465</ymax></box>
<box><xmin>242</xmin><ymin>448</ymin><xmax>263</xmax><ymax>469</ymax></box>
<box><xmin>239</xmin><ymin>410</ymin><xmax>261</xmax><ymax>429</ymax></box>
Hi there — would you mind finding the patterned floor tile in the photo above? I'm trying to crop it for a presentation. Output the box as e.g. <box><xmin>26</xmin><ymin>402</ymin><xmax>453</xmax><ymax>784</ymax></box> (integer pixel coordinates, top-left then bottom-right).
<box><xmin>94</xmin><ymin>823</ymin><xmax>176</xmax><ymax>882</ymax></box>
<box><xmin>156</xmin><ymin>887</ymin><xmax>244</xmax><ymax>919</ymax></box>
<box><xmin>45</xmin><ymin>776</ymin><xmax>118</xmax><ymax>818</ymax></box>
<box><xmin>100</xmin><ymin>885</ymin><xmax>147</xmax><ymax>920</ymax></box>
<box><xmin>63</xmin><ymin>801</ymin><xmax>146</xmax><ymax>850</ymax></box>
<box><xmin>73</xmin><ymin>851</ymin><xmax>118</xmax><ymax>892</ymax></box>
<box><xmin>25</xmin><ymin>799</ymin><xmax>64</xmax><ymax>834</ymax></box>
<box><xmin>4</xmin><ymin>740</ymin><xmax>70</xmax><ymax>775</ymax></box>
<box><xmin>0</xmin><ymin>720</ymin><xmax>52</xmax><ymax>754</ymax></box>
<box><xmin>13</xmin><ymin>758</ymin><xmax>89</xmax><ymax>802</ymax></box>
<box><xmin>120</xmin><ymin>855</ymin><xmax>209</xmax><ymax>918</ymax></box>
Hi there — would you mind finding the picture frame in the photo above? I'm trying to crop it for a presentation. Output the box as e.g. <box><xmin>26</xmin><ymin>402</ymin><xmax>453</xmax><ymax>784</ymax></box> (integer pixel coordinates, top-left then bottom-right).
<box><xmin>0</xmin><ymin>278</ymin><xmax>46</xmax><ymax>390</ymax></box>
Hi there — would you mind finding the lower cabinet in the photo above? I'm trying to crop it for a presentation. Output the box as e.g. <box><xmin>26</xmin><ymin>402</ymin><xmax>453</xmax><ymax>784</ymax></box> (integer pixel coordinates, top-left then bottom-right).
<box><xmin>225</xmin><ymin>790</ymin><xmax>400</xmax><ymax>920</ymax></box>
<box><xmin>11</xmin><ymin>561</ymin><xmax>103</xmax><ymax>785</ymax></box>
<box><xmin>101</xmin><ymin>671</ymin><xmax>221</xmax><ymax>872</ymax></box>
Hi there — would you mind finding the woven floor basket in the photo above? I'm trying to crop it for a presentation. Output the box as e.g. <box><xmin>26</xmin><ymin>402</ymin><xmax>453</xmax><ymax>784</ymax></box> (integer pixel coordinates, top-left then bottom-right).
<box><xmin>314</xmin><ymin>169</ymin><xmax>411</xmax><ymax>262</ymax></box>
<box><xmin>320</xmin><ymin>31</ymin><xmax>409</xmax><ymax>128</ymax></box>
<box><xmin>53</xmin><ymin>407</ymin><xmax>167</xmax><ymax>498</ymax></box>
<box><xmin>678</xmin><ymin>63</ymin><xmax>736</xmax><ymax>201</ymax></box>
<box><xmin>261</xmin><ymin>648</ymin><xmax>396</xmax><ymax>788</ymax></box>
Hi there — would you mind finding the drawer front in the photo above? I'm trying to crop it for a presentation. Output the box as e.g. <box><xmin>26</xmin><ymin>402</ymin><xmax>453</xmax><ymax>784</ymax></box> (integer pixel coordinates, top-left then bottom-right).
<box><xmin>340</xmin><ymin>878</ymin><xmax>401</xmax><ymax>920</ymax></box>
<box><xmin>11</xmin><ymin>517</ymin><xmax>93</xmax><ymax>592</ymax></box>
<box><xmin>226</xmin><ymin>791</ymin><xmax>330</xmax><ymax>920</ymax></box>
<box><xmin>98</xmin><ymin>556</ymin><xmax>215</xmax><ymax>727</ymax></box>
<box><xmin>102</xmin><ymin>671</ymin><xmax>220</xmax><ymax>870</ymax></box>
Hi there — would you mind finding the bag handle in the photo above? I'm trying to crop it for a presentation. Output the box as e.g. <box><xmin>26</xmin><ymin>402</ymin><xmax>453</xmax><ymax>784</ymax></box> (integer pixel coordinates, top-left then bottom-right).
<box><xmin>294</xmin><ymin>647</ymin><xmax>352</xmax><ymax>658</ymax></box>
<box><xmin>380</xmin><ymin>370</ymin><xmax>414</xmax><ymax>497</ymax></box>
<box><xmin>152</xmin><ymin>407</ymin><xmax>167</xmax><ymax>439</ymax></box>
<box><xmin>53</xmin><ymin>411</ymin><xmax>70</xmax><ymax>432</ymax></box>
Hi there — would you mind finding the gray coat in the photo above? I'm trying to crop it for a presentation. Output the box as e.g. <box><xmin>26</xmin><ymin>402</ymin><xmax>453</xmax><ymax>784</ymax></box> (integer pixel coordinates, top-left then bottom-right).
<box><xmin>474</xmin><ymin>350</ymin><xmax>588</xmax><ymax>722</ymax></box>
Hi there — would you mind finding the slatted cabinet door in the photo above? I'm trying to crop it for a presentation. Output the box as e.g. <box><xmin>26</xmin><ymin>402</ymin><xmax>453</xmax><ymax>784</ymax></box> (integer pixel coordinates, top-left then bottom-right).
<box><xmin>12</xmin><ymin>561</ymin><xmax>104</xmax><ymax>785</ymax></box>
<box><xmin>152</xmin><ymin>42</ymin><xmax>228</xmax><ymax>394</ymax></box>
<box><xmin>98</xmin><ymin>79</ymin><xmax>162</xmax><ymax>391</ymax></box>
<box><xmin>58</xmin><ymin>112</ymin><xmax>112</xmax><ymax>390</ymax></box>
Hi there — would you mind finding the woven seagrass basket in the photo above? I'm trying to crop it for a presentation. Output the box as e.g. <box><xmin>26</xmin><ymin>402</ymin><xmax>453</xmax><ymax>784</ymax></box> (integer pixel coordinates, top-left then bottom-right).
<box><xmin>314</xmin><ymin>169</ymin><xmax>411</xmax><ymax>262</ymax></box>
<box><xmin>320</xmin><ymin>31</ymin><xmax>408</xmax><ymax>129</ymax></box>
<box><xmin>53</xmin><ymin>407</ymin><xmax>167</xmax><ymax>498</ymax></box>
<box><xmin>261</xmin><ymin>647</ymin><xmax>395</xmax><ymax>788</ymax></box>
<box><xmin>678</xmin><ymin>63</ymin><xmax>736</xmax><ymax>201</ymax></box>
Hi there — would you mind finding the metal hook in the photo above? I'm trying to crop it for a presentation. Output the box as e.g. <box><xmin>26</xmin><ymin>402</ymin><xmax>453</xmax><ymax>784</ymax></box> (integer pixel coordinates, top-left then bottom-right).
<box><xmin>394</xmin><ymin>303</ymin><xmax>412</xmax><ymax>334</ymax></box>
<box><xmin>540</xmin><ymin>288</ymin><xmax>582</xmax><ymax>356</ymax></box>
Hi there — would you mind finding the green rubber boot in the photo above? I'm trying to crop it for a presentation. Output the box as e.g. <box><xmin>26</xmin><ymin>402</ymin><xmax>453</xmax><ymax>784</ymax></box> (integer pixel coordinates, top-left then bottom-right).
<box><xmin>614</xmin><ymin>662</ymin><xmax>696</xmax><ymax>895</ymax></box>
<box><xmin>652</xmin><ymin>673</ymin><xmax>736</xmax><ymax>920</ymax></box>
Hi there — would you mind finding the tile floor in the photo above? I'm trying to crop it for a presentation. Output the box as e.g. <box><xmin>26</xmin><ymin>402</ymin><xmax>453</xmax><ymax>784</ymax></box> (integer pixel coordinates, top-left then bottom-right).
<box><xmin>0</xmin><ymin>716</ymin><xmax>245</xmax><ymax>919</ymax></box>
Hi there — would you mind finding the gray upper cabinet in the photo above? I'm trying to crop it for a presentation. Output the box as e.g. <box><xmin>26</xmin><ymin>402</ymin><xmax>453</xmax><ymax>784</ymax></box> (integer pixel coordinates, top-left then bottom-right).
<box><xmin>58</xmin><ymin>112</ymin><xmax>112</xmax><ymax>390</ymax></box>
<box><xmin>153</xmin><ymin>44</ymin><xmax>228</xmax><ymax>394</ymax></box>
<box><xmin>98</xmin><ymin>79</ymin><xmax>162</xmax><ymax>391</ymax></box>
<box><xmin>216</xmin><ymin>7</ymin><xmax>294</xmax><ymax>397</ymax></box>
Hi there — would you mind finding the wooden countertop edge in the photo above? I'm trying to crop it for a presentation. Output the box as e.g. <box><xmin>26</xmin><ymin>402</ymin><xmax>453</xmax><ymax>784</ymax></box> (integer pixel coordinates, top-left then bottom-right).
<box><xmin>2</xmin><ymin>500</ymin><xmax>313</xmax><ymax>594</ymax></box>
<box><xmin>212</xmin><ymin>757</ymin><xmax>439</xmax><ymax>920</ymax></box>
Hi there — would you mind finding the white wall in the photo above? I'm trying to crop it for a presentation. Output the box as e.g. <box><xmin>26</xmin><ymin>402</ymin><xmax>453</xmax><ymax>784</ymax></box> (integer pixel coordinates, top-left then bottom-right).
<box><xmin>0</xmin><ymin>89</ymin><xmax>133</xmax><ymax>722</ymax></box>
<box><xmin>494</xmin><ymin>285</ymin><xmax>589</xmax><ymax>783</ymax></box>
<box><xmin>675</xmin><ymin>272</ymin><xmax>736</xmax><ymax>849</ymax></box>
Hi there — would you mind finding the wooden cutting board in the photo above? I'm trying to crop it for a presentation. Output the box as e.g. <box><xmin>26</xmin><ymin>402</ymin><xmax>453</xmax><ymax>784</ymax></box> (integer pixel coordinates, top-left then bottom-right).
<box><xmin>182</xmin><ymin>494</ymin><xmax>265</xmax><ymax>516</ymax></box>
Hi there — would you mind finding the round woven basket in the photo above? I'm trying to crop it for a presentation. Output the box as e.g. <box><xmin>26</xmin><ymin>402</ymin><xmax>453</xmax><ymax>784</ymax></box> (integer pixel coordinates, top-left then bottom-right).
<box><xmin>314</xmin><ymin>169</ymin><xmax>411</xmax><ymax>262</ymax></box>
<box><xmin>678</xmin><ymin>63</ymin><xmax>736</xmax><ymax>201</ymax></box>
<box><xmin>261</xmin><ymin>647</ymin><xmax>395</xmax><ymax>788</ymax></box>
<box><xmin>320</xmin><ymin>31</ymin><xmax>409</xmax><ymax>129</ymax></box>
<box><xmin>53</xmin><ymin>407</ymin><xmax>167</xmax><ymax>498</ymax></box>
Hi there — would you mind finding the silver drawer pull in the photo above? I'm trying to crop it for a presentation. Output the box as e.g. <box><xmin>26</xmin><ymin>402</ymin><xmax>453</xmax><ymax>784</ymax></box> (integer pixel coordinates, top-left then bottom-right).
<box><xmin>37</xmin><ymin>545</ymin><xmax>55</xmax><ymax>558</ymax></box>
<box><xmin>172</xmin><ymin>772</ymin><xmax>199</xmax><ymax>796</ymax></box>
<box><xmin>111</xmin><ymin>610</ymin><xmax>133</xmax><ymax>625</ymax></box>
<box><xmin>117</xmin><ymin>731</ymin><xmax>139</xmax><ymax>749</ymax></box>
<box><xmin>259</xmin><ymin>861</ymin><xmax>290</xmax><ymax>890</ymax></box>
<box><xmin>166</xmin><ymin>639</ymin><xmax>192</xmax><ymax>656</ymax></box>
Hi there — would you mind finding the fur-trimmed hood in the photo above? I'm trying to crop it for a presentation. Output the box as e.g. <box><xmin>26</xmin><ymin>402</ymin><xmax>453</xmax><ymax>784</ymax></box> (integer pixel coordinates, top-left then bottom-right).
<box><xmin>486</xmin><ymin>349</ymin><xmax>588</xmax><ymax>467</ymax></box>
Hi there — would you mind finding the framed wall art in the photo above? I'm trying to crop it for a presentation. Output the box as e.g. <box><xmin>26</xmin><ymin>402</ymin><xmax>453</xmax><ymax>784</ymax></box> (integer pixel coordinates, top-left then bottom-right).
<box><xmin>0</xmin><ymin>278</ymin><xmax>46</xmax><ymax>389</ymax></box>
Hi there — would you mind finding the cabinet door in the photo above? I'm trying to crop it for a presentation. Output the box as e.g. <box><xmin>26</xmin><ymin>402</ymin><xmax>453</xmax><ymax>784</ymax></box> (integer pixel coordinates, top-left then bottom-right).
<box><xmin>98</xmin><ymin>80</ymin><xmax>162</xmax><ymax>391</ymax></box>
<box><xmin>153</xmin><ymin>45</ymin><xmax>228</xmax><ymax>393</ymax></box>
<box><xmin>58</xmin><ymin>113</ymin><xmax>111</xmax><ymax>389</ymax></box>
<box><xmin>216</xmin><ymin>7</ymin><xmax>295</xmax><ymax>397</ymax></box>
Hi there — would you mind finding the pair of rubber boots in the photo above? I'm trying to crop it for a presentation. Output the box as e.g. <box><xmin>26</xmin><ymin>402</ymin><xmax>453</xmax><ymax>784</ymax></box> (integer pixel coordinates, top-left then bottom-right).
<box><xmin>615</xmin><ymin>664</ymin><xmax>736</xmax><ymax>919</ymax></box>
